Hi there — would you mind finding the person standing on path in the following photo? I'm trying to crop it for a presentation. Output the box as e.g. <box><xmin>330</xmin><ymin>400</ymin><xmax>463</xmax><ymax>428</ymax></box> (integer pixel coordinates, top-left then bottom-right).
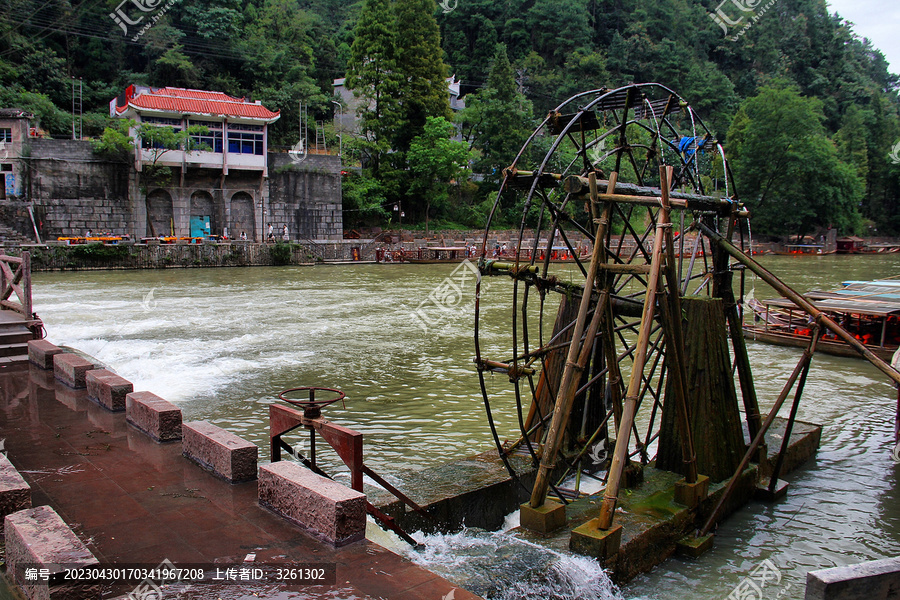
<box><xmin>282</xmin><ymin>225</ymin><xmax>289</xmax><ymax>241</ymax></box>
<box><xmin>267</xmin><ymin>223</ymin><xmax>274</xmax><ymax>241</ymax></box>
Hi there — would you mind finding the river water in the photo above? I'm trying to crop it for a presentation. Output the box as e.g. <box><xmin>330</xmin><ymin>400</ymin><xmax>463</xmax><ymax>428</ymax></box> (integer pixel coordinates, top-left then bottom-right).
<box><xmin>31</xmin><ymin>255</ymin><xmax>900</xmax><ymax>600</ymax></box>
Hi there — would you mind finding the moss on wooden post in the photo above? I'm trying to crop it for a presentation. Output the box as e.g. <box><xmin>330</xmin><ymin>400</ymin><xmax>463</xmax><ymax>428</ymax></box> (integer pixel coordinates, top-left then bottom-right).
<box><xmin>656</xmin><ymin>296</ymin><xmax>745</xmax><ymax>482</ymax></box>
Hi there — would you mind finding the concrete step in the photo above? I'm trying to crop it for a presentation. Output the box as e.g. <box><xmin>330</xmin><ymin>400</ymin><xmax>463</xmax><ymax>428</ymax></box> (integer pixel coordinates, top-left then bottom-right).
<box><xmin>0</xmin><ymin>343</ymin><xmax>28</xmax><ymax>358</ymax></box>
<box><xmin>0</xmin><ymin>329</ymin><xmax>32</xmax><ymax>345</ymax></box>
<box><xmin>0</xmin><ymin>355</ymin><xmax>28</xmax><ymax>365</ymax></box>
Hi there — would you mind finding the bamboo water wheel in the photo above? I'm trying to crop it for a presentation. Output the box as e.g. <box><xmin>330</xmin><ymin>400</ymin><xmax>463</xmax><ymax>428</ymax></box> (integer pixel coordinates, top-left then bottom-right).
<box><xmin>472</xmin><ymin>83</ymin><xmax>770</xmax><ymax>535</ymax></box>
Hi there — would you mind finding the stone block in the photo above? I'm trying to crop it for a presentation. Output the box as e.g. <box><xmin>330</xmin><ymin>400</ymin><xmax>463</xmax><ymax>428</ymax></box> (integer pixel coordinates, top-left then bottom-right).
<box><xmin>28</xmin><ymin>340</ymin><xmax>63</xmax><ymax>370</ymax></box>
<box><xmin>754</xmin><ymin>478</ymin><xmax>790</xmax><ymax>502</ymax></box>
<box><xmin>86</xmin><ymin>369</ymin><xmax>133</xmax><ymax>412</ymax></box>
<box><xmin>182</xmin><ymin>421</ymin><xmax>257</xmax><ymax>483</ymax></box>
<box><xmin>0</xmin><ymin>454</ymin><xmax>30</xmax><ymax>532</ymax></box>
<box><xmin>806</xmin><ymin>556</ymin><xmax>900</xmax><ymax>600</ymax></box>
<box><xmin>675</xmin><ymin>533</ymin><xmax>714</xmax><ymax>558</ymax></box>
<box><xmin>5</xmin><ymin>505</ymin><xmax>99</xmax><ymax>600</ymax></box>
<box><xmin>52</xmin><ymin>353</ymin><xmax>94</xmax><ymax>389</ymax></box>
<box><xmin>126</xmin><ymin>391</ymin><xmax>182</xmax><ymax>442</ymax></box>
<box><xmin>674</xmin><ymin>474</ymin><xmax>710</xmax><ymax>508</ymax></box>
<box><xmin>520</xmin><ymin>501</ymin><xmax>566</xmax><ymax>534</ymax></box>
<box><xmin>570</xmin><ymin>521</ymin><xmax>622</xmax><ymax>560</ymax></box>
<box><xmin>259</xmin><ymin>461</ymin><xmax>366</xmax><ymax>546</ymax></box>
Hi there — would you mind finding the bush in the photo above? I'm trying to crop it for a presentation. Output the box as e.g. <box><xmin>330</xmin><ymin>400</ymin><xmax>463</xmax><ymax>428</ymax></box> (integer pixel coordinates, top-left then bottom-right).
<box><xmin>270</xmin><ymin>241</ymin><xmax>293</xmax><ymax>265</ymax></box>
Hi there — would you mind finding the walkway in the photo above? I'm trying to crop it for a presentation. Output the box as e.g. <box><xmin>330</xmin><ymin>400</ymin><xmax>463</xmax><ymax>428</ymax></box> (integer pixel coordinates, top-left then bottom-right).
<box><xmin>0</xmin><ymin>361</ymin><xmax>480</xmax><ymax>600</ymax></box>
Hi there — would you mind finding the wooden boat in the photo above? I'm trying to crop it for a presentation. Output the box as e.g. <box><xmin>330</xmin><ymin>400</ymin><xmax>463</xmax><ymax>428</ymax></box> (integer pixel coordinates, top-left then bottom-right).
<box><xmin>743</xmin><ymin>280</ymin><xmax>900</xmax><ymax>360</ymax></box>
<box><xmin>772</xmin><ymin>243</ymin><xmax>835</xmax><ymax>255</ymax></box>
<box><xmin>403</xmin><ymin>246</ymin><xmax>472</xmax><ymax>264</ymax></box>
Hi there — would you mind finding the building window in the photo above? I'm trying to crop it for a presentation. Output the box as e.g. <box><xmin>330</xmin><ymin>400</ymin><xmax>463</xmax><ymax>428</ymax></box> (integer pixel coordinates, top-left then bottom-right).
<box><xmin>140</xmin><ymin>117</ymin><xmax>182</xmax><ymax>150</ymax></box>
<box><xmin>188</xmin><ymin>120</ymin><xmax>223</xmax><ymax>153</ymax></box>
<box><xmin>227</xmin><ymin>130</ymin><xmax>263</xmax><ymax>155</ymax></box>
<box><xmin>0</xmin><ymin>164</ymin><xmax>11</xmax><ymax>172</ymax></box>
<box><xmin>0</xmin><ymin>129</ymin><xmax>11</xmax><ymax>143</ymax></box>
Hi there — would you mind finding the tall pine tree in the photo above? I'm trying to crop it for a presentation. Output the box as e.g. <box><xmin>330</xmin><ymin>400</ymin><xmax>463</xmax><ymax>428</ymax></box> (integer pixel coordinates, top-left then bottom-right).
<box><xmin>460</xmin><ymin>44</ymin><xmax>535</xmax><ymax>180</ymax></box>
<box><xmin>392</xmin><ymin>0</ymin><xmax>452</xmax><ymax>153</ymax></box>
<box><xmin>345</xmin><ymin>0</ymin><xmax>398</xmax><ymax>175</ymax></box>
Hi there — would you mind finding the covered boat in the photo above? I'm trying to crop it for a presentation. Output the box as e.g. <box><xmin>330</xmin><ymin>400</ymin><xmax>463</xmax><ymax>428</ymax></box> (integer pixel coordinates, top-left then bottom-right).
<box><xmin>744</xmin><ymin>279</ymin><xmax>900</xmax><ymax>360</ymax></box>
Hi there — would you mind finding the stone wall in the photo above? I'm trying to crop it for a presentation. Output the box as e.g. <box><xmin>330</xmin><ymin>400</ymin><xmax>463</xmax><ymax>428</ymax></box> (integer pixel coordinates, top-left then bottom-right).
<box><xmin>18</xmin><ymin>141</ymin><xmax>343</xmax><ymax>242</ymax></box>
<box><xmin>268</xmin><ymin>153</ymin><xmax>343</xmax><ymax>241</ymax></box>
<box><xmin>27</xmin><ymin>139</ymin><xmax>133</xmax><ymax>240</ymax></box>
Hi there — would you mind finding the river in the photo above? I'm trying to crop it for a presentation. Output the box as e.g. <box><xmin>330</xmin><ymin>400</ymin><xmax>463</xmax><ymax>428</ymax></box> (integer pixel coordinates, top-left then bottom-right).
<box><xmin>31</xmin><ymin>254</ymin><xmax>900</xmax><ymax>600</ymax></box>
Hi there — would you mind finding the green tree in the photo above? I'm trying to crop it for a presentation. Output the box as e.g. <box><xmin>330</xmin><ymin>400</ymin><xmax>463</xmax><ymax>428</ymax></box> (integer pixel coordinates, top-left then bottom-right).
<box><xmin>460</xmin><ymin>44</ymin><xmax>535</xmax><ymax>180</ymax></box>
<box><xmin>834</xmin><ymin>105</ymin><xmax>870</xmax><ymax>191</ymax></box>
<box><xmin>727</xmin><ymin>83</ymin><xmax>863</xmax><ymax>238</ymax></box>
<box><xmin>392</xmin><ymin>0</ymin><xmax>452</xmax><ymax>153</ymax></box>
<box><xmin>345</xmin><ymin>0</ymin><xmax>398</xmax><ymax>176</ymax></box>
<box><xmin>407</xmin><ymin>117</ymin><xmax>471</xmax><ymax>234</ymax></box>
<box><xmin>92</xmin><ymin>119</ymin><xmax>135</xmax><ymax>161</ymax></box>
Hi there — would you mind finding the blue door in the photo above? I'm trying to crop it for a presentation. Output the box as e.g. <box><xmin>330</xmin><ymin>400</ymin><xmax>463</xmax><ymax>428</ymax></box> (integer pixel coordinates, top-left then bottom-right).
<box><xmin>190</xmin><ymin>215</ymin><xmax>211</xmax><ymax>238</ymax></box>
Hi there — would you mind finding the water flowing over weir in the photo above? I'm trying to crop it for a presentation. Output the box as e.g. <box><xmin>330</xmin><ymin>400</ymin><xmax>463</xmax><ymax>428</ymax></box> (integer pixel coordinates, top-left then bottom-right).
<box><xmin>31</xmin><ymin>256</ymin><xmax>900</xmax><ymax>599</ymax></box>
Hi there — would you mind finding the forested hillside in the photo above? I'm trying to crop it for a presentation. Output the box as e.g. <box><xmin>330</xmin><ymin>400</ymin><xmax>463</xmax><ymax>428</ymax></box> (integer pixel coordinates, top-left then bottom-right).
<box><xmin>1</xmin><ymin>0</ymin><xmax>898</xmax><ymax>235</ymax></box>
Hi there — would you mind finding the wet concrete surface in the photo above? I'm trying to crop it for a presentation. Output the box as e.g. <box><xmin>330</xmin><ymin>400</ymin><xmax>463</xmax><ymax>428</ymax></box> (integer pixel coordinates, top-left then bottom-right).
<box><xmin>0</xmin><ymin>362</ymin><xmax>480</xmax><ymax>600</ymax></box>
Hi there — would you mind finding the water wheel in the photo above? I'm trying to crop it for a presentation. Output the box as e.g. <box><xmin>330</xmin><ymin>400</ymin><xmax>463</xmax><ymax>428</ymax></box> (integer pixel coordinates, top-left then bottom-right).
<box><xmin>473</xmin><ymin>83</ymin><xmax>759</xmax><ymax>530</ymax></box>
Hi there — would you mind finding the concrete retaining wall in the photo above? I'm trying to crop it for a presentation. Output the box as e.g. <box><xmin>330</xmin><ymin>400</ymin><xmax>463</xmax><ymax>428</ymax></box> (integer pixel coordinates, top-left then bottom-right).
<box><xmin>17</xmin><ymin>141</ymin><xmax>343</xmax><ymax>242</ymax></box>
<box><xmin>3</xmin><ymin>241</ymin><xmax>365</xmax><ymax>270</ymax></box>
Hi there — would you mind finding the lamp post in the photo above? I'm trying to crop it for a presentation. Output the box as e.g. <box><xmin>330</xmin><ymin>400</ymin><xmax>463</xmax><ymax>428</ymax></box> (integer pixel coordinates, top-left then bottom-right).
<box><xmin>331</xmin><ymin>100</ymin><xmax>343</xmax><ymax>158</ymax></box>
<box><xmin>392</xmin><ymin>202</ymin><xmax>404</xmax><ymax>250</ymax></box>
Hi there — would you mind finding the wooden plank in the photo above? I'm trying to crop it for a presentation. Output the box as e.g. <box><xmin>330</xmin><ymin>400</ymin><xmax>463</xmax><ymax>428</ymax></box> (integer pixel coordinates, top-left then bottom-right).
<box><xmin>597</xmin><ymin>263</ymin><xmax>652</xmax><ymax>274</ymax></box>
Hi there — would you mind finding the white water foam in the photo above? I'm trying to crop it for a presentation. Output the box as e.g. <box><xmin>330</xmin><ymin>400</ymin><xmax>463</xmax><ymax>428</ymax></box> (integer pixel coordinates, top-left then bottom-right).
<box><xmin>406</xmin><ymin>527</ymin><xmax>624</xmax><ymax>600</ymax></box>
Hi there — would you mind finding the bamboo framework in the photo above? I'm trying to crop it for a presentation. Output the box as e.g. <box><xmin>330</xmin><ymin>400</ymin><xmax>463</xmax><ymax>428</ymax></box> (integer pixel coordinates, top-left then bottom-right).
<box><xmin>472</xmin><ymin>83</ymin><xmax>900</xmax><ymax>533</ymax></box>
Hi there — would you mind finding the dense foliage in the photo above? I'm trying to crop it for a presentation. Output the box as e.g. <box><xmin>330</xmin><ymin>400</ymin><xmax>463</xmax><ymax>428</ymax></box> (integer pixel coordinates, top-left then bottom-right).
<box><xmin>1</xmin><ymin>0</ymin><xmax>898</xmax><ymax>235</ymax></box>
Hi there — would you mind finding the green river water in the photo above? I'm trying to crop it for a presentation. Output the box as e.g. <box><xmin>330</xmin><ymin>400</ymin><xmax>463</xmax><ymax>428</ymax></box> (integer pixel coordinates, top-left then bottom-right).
<box><xmin>30</xmin><ymin>254</ymin><xmax>900</xmax><ymax>600</ymax></box>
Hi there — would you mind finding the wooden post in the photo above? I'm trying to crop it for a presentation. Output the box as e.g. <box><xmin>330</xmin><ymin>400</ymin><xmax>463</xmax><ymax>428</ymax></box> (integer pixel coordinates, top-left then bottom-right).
<box><xmin>22</xmin><ymin>252</ymin><xmax>31</xmax><ymax>319</ymax></box>
<box><xmin>700</xmin><ymin>332</ymin><xmax>820</xmax><ymax>536</ymax></box>
<box><xmin>656</xmin><ymin>297</ymin><xmax>745</xmax><ymax>482</ymax></box>
<box><xmin>656</xmin><ymin>166</ymin><xmax>697</xmax><ymax>484</ymax></box>
<box><xmin>597</xmin><ymin>185</ymin><xmax>667</xmax><ymax>530</ymax></box>
<box><xmin>528</xmin><ymin>172</ymin><xmax>614</xmax><ymax>510</ymax></box>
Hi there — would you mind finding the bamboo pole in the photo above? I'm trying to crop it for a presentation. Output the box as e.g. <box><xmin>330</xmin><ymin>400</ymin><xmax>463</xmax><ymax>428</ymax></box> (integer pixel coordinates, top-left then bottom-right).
<box><xmin>767</xmin><ymin>328</ymin><xmax>817</xmax><ymax>492</ymax></box>
<box><xmin>597</xmin><ymin>185</ymin><xmax>668</xmax><ymax>530</ymax></box>
<box><xmin>528</xmin><ymin>172</ymin><xmax>612</xmax><ymax>509</ymax></box>
<box><xmin>700</xmin><ymin>332</ymin><xmax>820</xmax><ymax>536</ymax></box>
<box><xmin>698</xmin><ymin>223</ymin><xmax>900</xmax><ymax>386</ymax></box>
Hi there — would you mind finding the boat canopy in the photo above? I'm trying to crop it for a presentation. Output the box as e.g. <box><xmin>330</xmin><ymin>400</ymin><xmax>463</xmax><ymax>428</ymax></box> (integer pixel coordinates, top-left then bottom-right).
<box><xmin>761</xmin><ymin>297</ymin><xmax>900</xmax><ymax>318</ymax></box>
